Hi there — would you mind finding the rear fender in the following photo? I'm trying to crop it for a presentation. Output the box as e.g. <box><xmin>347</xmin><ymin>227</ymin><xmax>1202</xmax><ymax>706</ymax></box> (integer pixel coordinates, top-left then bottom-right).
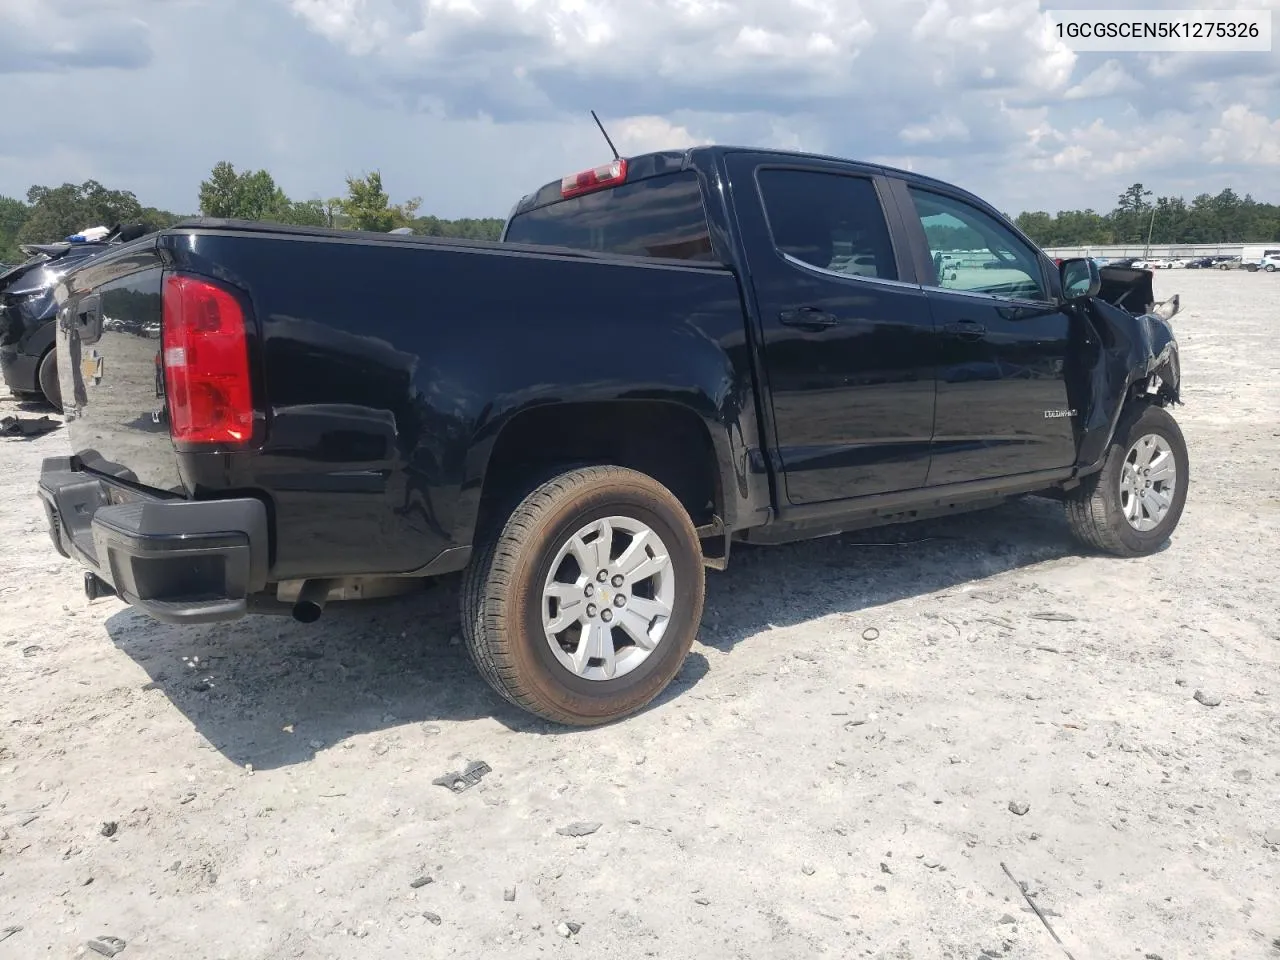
<box><xmin>462</xmin><ymin>393</ymin><xmax>743</xmax><ymax>543</ymax></box>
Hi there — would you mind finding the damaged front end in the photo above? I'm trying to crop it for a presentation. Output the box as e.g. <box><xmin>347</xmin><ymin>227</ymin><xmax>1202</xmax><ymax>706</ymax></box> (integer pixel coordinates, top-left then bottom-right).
<box><xmin>1069</xmin><ymin>266</ymin><xmax>1181</xmax><ymax>475</ymax></box>
<box><xmin>1098</xmin><ymin>264</ymin><xmax>1181</xmax><ymax>322</ymax></box>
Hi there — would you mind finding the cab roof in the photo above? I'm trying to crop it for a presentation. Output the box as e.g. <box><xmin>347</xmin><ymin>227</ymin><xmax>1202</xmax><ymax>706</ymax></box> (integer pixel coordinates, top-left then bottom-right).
<box><xmin>508</xmin><ymin>145</ymin><xmax>970</xmax><ymax>219</ymax></box>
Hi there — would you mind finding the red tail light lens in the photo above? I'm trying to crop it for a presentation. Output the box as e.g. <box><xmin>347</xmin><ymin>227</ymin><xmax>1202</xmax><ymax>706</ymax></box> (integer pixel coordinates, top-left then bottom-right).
<box><xmin>161</xmin><ymin>274</ymin><xmax>254</xmax><ymax>446</ymax></box>
<box><xmin>560</xmin><ymin>158</ymin><xmax>628</xmax><ymax>198</ymax></box>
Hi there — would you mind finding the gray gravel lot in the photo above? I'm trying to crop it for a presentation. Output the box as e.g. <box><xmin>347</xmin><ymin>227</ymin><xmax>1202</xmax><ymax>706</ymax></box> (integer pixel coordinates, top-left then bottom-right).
<box><xmin>1</xmin><ymin>270</ymin><xmax>1278</xmax><ymax>959</ymax></box>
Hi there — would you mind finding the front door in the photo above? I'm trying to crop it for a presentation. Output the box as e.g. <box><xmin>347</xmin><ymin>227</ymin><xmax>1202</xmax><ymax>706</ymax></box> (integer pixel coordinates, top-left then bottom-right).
<box><xmin>894</xmin><ymin>182</ymin><xmax>1076</xmax><ymax>486</ymax></box>
<box><xmin>727</xmin><ymin>156</ymin><xmax>937</xmax><ymax>505</ymax></box>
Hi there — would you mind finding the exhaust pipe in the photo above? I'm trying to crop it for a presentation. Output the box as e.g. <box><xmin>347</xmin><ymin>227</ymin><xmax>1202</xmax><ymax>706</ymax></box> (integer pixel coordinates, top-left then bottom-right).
<box><xmin>291</xmin><ymin>579</ymin><xmax>333</xmax><ymax>623</ymax></box>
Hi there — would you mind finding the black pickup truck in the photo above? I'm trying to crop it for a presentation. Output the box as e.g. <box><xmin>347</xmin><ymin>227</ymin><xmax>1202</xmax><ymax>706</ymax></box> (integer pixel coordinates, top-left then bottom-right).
<box><xmin>38</xmin><ymin>146</ymin><xmax>1186</xmax><ymax>725</ymax></box>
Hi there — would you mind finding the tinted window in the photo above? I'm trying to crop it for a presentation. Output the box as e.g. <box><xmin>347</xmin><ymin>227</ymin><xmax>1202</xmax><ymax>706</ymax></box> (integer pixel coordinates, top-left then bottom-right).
<box><xmin>503</xmin><ymin>172</ymin><xmax>714</xmax><ymax>261</ymax></box>
<box><xmin>757</xmin><ymin>169</ymin><xmax>898</xmax><ymax>281</ymax></box>
<box><xmin>907</xmin><ymin>187</ymin><xmax>1047</xmax><ymax>300</ymax></box>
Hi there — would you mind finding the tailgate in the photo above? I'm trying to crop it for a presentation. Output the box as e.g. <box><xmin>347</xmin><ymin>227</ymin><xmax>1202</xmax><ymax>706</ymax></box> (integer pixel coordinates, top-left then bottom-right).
<box><xmin>56</xmin><ymin>244</ymin><xmax>183</xmax><ymax>492</ymax></box>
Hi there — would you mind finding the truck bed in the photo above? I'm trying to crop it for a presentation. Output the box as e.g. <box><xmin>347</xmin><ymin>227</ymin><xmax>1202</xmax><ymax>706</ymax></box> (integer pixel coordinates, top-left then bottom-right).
<box><xmin>54</xmin><ymin>220</ymin><xmax>750</xmax><ymax>584</ymax></box>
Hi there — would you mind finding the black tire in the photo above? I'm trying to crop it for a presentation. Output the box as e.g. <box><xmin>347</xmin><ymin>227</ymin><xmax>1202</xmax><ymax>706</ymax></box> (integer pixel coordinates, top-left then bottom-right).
<box><xmin>37</xmin><ymin>349</ymin><xmax>62</xmax><ymax>413</ymax></box>
<box><xmin>1065</xmin><ymin>403</ymin><xmax>1188</xmax><ymax>557</ymax></box>
<box><xmin>461</xmin><ymin>465</ymin><xmax>705</xmax><ymax>726</ymax></box>
<box><xmin>1267</xmin><ymin>264</ymin><xmax>1276</xmax><ymax>273</ymax></box>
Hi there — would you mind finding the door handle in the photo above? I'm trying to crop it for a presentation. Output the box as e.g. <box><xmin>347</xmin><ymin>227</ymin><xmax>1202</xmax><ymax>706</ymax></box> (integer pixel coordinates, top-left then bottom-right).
<box><xmin>944</xmin><ymin>319</ymin><xmax>986</xmax><ymax>341</ymax></box>
<box><xmin>779</xmin><ymin>307</ymin><xmax>839</xmax><ymax>331</ymax></box>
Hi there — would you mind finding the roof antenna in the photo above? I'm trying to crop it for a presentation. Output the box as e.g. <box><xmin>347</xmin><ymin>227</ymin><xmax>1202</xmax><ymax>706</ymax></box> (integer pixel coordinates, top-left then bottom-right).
<box><xmin>591</xmin><ymin>109</ymin><xmax>621</xmax><ymax>161</ymax></box>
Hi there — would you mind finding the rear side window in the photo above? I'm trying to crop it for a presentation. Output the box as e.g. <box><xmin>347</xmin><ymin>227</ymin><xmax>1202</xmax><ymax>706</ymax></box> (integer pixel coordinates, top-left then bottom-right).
<box><xmin>757</xmin><ymin>169</ymin><xmax>898</xmax><ymax>281</ymax></box>
<box><xmin>504</xmin><ymin>171</ymin><xmax>715</xmax><ymax>261</ymax></box>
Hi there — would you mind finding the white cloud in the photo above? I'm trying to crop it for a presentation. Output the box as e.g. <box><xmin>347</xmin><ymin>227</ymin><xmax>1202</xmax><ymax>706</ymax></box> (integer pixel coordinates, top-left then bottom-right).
<box><xmin>0</xmin><ymin>0</ymin><xmax>153</xmax><ymax>71</ymax></box>
<box><xmin>285</xmin><ymin>0</ymin><xmax>1073</xmax><ymax>115</ymax></box>
<box><xmin>1206</xmin><ymin>105</ymin><xmax>1280</xmax><ymax>165</ymax></box>
<box><xmin>1</xmin><ymin>0</ymin><xmax>1279</xmax><ymax>222</ymax></box>
<box><xmin>610</xmin><ymin>116</ymin><xmax>711</xmax><ymax>154</ymax></box>
<box><xmin>1064</xmin><ymin>59</ymin><xmax>1140</xmax><ymax>100</ymax></box>
<box><xmin>901</xmin><ymin>114</ymin><xmax>971</xmax><ymax>145</ymax></box>
<box><xmin>1028</xmin><ymin>116</ymin><xmax>1196</xmax><ymax>177</ymax></box>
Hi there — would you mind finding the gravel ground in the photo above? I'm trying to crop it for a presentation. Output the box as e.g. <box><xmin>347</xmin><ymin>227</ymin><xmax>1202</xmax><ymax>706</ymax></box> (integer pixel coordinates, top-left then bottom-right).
<box><xmin>2</xmin><ymin>270</ymin><xmax>1278</xmax><ymax>960</ymax></box>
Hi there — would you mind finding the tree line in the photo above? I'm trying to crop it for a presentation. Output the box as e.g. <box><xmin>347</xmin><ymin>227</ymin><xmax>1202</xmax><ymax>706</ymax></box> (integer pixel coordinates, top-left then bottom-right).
<box><xmin>6</xmin><ymin>165</ymin><xmax>1279</xmax><ymax>265</ymax></box>
<box><xmin>1</xmin><ymin>161</ymin><xmax>504</xmax><ymax>263</ymax></box>
<box><xmin>1013</xmin><ymin>183</ymin><xmax>1280</xmax><ymax>248</ymax></box>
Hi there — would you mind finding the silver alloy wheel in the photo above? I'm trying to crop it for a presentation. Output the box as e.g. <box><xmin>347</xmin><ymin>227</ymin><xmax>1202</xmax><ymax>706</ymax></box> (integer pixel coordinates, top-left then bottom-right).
<box><xmin>541</xmin><ymin>515</ymin><xmax>675</xmax><ymax>681</ymax></box>
<box><xmin>1119</xmin><ymin>432</ymin><xmax>1177</xmax><ymax>531</ymax></box>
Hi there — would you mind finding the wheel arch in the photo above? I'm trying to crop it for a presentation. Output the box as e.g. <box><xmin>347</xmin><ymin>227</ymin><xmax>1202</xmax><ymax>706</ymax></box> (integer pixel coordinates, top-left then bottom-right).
<box><xmin>461</xmin><ymin>398</ymin><xmax>732</xmax><ymax>545</ymax></box>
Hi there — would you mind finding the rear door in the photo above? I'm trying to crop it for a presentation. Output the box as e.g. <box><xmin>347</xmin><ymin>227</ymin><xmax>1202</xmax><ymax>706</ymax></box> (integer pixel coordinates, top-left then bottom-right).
<box><xmin>726</xmin><ymin>154</ymin><xmax>935</xmax><ymax>505</ymax></box>
<box><xmin>889</xmin><ymin>179</ymin><xmax>1075</xmax><ymax>486</ymax></box>
<box><xmin>57</xmin><ymin>245</ymin><xmax>183</xmax><ymax>492</ymax></box>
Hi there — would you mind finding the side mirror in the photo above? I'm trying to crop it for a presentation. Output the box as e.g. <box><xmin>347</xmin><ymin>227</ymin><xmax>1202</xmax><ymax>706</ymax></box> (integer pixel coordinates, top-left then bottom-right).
<box><xmin>1060</xmin><ymin>257</ymin><xmax>1101</xmax><ymax>301</ymax></box>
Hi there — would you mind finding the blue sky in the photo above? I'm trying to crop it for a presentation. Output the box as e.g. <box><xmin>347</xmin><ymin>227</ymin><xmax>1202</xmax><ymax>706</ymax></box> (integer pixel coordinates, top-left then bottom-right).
<box><xmin>2</xmin><ymin>0</ymin><xmax>1277</xmax><ymax>219</ymax></box>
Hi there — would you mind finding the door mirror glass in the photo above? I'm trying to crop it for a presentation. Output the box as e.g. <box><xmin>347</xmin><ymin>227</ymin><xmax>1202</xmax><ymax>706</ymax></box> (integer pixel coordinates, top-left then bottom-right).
<box><xmin>1060</xmin><ymin>257</ymin><xmax>1100</xmax><ymax>300</ymax></box>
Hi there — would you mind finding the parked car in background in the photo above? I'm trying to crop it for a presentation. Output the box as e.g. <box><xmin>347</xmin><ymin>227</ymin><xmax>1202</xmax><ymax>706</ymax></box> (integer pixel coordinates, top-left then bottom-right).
<box><xmin>1240</xmin><ymin>245</ymin><xmax>1280</xmax><ymax>267</ymax></box>
<box><xmin>0</xmin><ymin>225</ymin><xmax>149</xmax><ymax>410</ymax></box>
<box><xmin>38</xmin><ymin>146</ymin><xmax>1187</xmax><ymax>725</ymax></box>
<box><xmin>1217</xmin><ymin>256</ymin><xmax>1242</xmax><ymax>269</ymax></box>
<box><xmin>1184</xmin><ymin>257</ymin><xmax>1214</xmax><ymax>269</ymax></box>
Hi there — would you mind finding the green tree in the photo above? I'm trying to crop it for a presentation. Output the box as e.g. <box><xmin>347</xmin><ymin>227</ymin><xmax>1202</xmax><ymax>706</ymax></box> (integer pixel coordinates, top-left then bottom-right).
<box><xmin>140</xmin><ymin>206</ymin><xmax>186</xmax><ymax>231</ymax></box>
<box><xmin>1013</xmin><ymin>211</ymin><xmax>1053</xmax><ymax>245</ymax></box>
<box><xmin>18</xmin><ymin>180</ymin><xmax>143</xmax><ymax>244</ymax></box>
<box><xmin>340</xmin><ymin>171</ymin><xmax>421</xmax><ymax>232</ymax></box>
<box><xmin>410</xmin><ymin>215</ymin><xmax>504</xmax><ymax>240</ymax></box>
<box><xmin>1151</xmin><ymin>196</ymin><xmax>1189</xmax><ymax>244</ymax></box>
<box><xmin>1014</xmin><ymin>184</ymin><xmax>1280</xmax><ymax>248</ymax></box>
<box><xmin>199</xmin><ymin>161</ymin><xmax>291</xmax><ymax>221</ymax></box>
<box><xmin>279</xmin><ymin>198</ymin><xmax>328</xmax><ymax>228</ymax></box>
<box><xmin>0</xmin><ymin>194</ymin><xmax>30</xmax><ymax>262</ymax></box>
<box><xmin>1112</xmin><ymin>182</ymin><xmax>1154</xmax><ymax>244</ymax></box>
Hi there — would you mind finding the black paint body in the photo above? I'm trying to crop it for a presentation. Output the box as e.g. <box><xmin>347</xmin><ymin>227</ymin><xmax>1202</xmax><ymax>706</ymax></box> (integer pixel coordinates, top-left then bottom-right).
<box><xmin>50</xmin><ymin>147</ymin><xmax>1180</xmax><ymax>586</ymax></box>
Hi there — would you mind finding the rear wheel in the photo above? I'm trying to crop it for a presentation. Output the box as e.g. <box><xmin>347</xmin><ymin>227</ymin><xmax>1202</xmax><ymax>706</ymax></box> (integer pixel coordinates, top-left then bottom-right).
<box><xmin>1267</xmin><ymin>264</ymin><xmax>1277</xmax><ymax>273</ymax></box>
<box><xmin>1065</xmin><ymin>403</ymin><xmax>1188</xmax><ymax>557</ymax></box>
<box><xmin>37</xmin><ymin>349</ymin><xmax>62</xmax><ymax>413</ymax></box>
<box><xmin>461</xmin><ymin>466</ymin><xmax>704</xmax><ymax>726</ymax></box>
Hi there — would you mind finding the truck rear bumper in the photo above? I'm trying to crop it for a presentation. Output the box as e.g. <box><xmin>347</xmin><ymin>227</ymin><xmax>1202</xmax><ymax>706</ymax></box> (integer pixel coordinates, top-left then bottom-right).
<box><xmin>37</xmin><ymin>457</ymin><xmax>269</xmax><ymax>625</ymax></box>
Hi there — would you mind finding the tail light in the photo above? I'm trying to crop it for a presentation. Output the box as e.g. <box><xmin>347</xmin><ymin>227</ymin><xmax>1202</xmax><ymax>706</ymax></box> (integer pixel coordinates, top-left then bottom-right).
<box><xmin>561</xmin><ymin>159</ymin><xmax>628</xmax><ymax>198</ymax></box>
<box><xmin>161</xmin><ymin>274</ymin><xmax>254</xmax><ymax>446</ymax></box>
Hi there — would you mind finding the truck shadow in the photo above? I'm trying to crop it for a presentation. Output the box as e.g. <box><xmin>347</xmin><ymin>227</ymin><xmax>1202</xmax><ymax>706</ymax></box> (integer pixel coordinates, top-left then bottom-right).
<box><xmin>103</xmin><ymin>496</ymin><xmax>1076</xmax><ymax>770</ymax></box>
<box><xmin>700</xmin><ymin>494</ymin><xmax>1078</xmax><ymax>652</ymax></box>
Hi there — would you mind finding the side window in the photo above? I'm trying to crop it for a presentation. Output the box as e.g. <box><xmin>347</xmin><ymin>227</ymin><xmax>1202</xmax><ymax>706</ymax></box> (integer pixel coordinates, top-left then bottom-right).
<box><xmin>502</xmin><ymin>172</ymin><xmax>714</xmax><ymax>261</ymax></box>
<box><xmin>906</xmin><ymin>187</ymin><xmax>1047</xmax><ymax>300</ymax></box>
<box><xmin>757</xmin><ymin>169</ymin><xmax>898</xmax><ymax>282</ymax></box>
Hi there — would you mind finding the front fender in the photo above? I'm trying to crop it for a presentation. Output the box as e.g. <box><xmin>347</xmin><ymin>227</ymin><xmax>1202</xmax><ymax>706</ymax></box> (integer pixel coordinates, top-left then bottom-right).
<box><xmin>1074</xmin><ymin>297</ymin><xmax>1180</xmax><ymax>473</ymax></box>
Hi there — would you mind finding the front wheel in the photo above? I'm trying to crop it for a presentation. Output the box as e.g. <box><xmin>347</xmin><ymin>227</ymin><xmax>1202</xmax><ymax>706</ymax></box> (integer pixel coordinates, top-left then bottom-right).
<box><xmin>1266</xmin><ymin>264</ymin><xmax>1276</xmax><ymax>273</ymax></box>
<box><xmin>461</xmin><ymin>466</ymin><xmax>705</xmax><ymax>726</ymax></box>
<box><xmin>1065</xmin><ymin>403</ymin><xmax>1189</xmax><ymax>557</ymax></box>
